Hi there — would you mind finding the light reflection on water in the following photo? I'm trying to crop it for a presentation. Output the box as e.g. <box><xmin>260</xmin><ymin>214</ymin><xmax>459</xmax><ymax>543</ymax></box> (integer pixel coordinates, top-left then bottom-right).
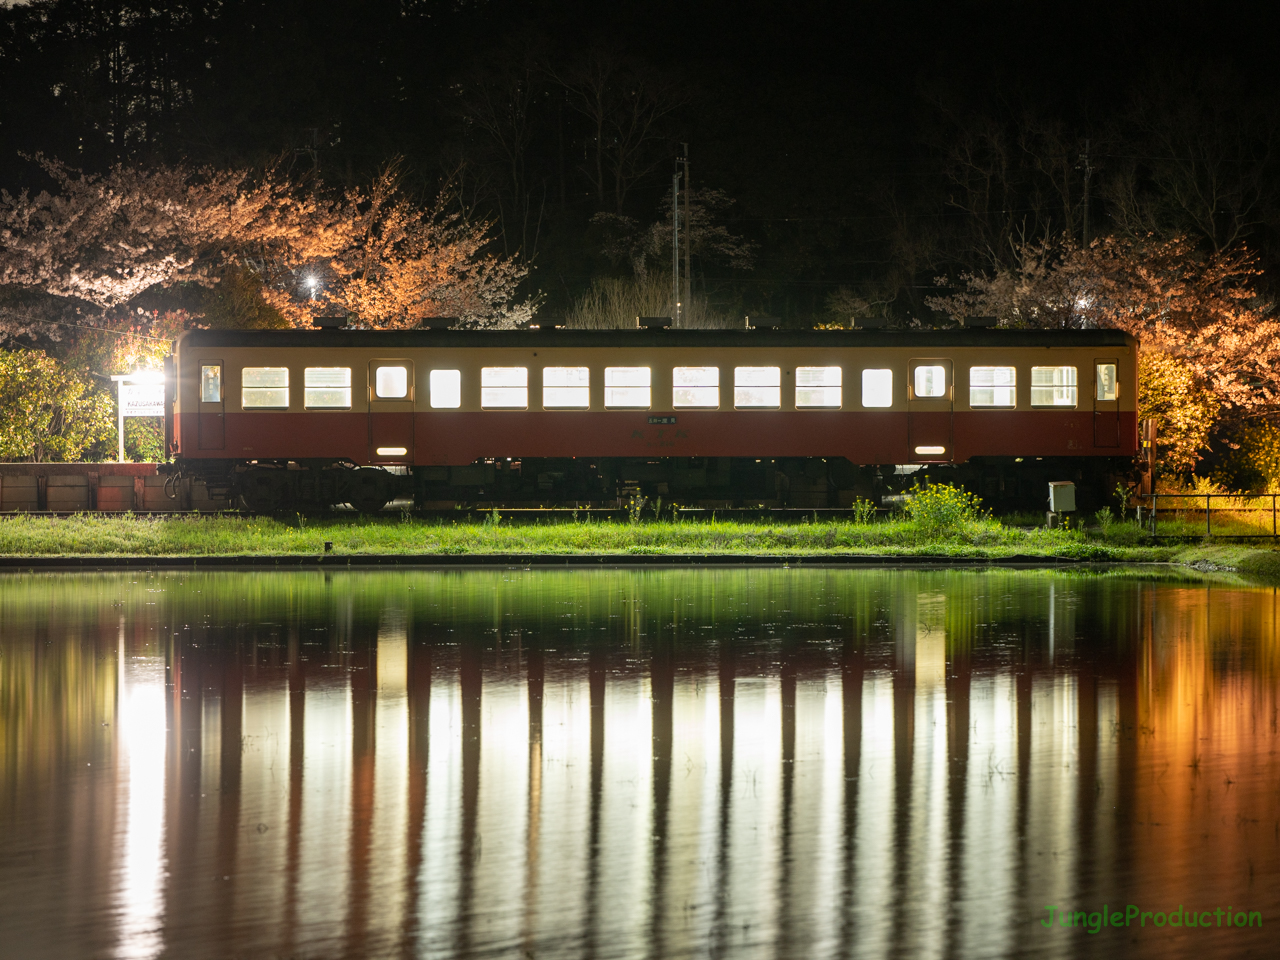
<box><xmin>1</xmin><ymin>567</ymin><xmax>1278</xmax><ymax>959</ymax></box>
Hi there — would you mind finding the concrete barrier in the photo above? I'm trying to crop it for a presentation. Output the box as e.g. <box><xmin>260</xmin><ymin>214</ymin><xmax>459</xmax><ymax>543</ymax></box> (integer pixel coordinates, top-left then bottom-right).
<box><xmin>96</xmin><ymin>475</ymin><xmax>136</xmax><ymax>511</ymax></box>
<box><xmin>0</xmin><ymin>475</ymin><xmax>39</xmax><ymax>512</ymax></box>
<box><xmin>0</xmin><ymin>464</ymin><xmax>229</xmax><ymax>514</ymax></box>
<box><xmin>140</xmin><ymin>475</ymin><xmax>182</xmax><ymax>511</ymax></box>
<box><xmin>46</xmin><ymin>475</ymin><xmax>90</xmax><ymax>512</ymax></box>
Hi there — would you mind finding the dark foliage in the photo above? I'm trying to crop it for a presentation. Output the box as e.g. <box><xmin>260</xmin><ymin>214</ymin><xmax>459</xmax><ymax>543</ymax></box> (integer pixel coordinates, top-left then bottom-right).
<box><xmin>3</xmin><ymin>0</ymin><xmax>1278</xmax><ymax>323</ymax></box>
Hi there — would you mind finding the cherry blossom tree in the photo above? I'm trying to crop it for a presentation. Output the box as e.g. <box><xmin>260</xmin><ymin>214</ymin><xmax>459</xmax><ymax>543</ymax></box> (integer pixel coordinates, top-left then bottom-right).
<box><xmin>0</xmin><ymin>156</ymin><xmax>534</xmax><ymax>337</ymax></box>
<box><xmin>265</xmin><ymin>165</ymin><xmax>535</xmax><ymax>329</ymax></box>
<box><xmin>0</xmin><ymin>156</ymin><xmax>300</xmax><ymax>310</ymax></box>
<box><xmin>927</xmin><ymin>235</ymin><xmax>1280</xmax><ymax>414</ymax></box>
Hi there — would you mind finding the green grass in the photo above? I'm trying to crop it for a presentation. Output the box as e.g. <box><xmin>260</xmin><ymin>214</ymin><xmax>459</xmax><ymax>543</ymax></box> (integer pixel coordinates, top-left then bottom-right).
<box><xmin>0</xmin><ymin>511</ymin><xmax>1176</xmax><ymax>560</ymax></box>
<box><xmin>7</xmin><ymin>513</ymin><xmax>1280</xmax><ymax>582</ymax></box>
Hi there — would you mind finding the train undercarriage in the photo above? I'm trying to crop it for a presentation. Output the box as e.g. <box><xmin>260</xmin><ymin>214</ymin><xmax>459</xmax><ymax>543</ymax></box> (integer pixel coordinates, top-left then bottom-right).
<box><xmin>172</xmin><ymin>455</ymin><xmax>1135</xmax><ymax>515</ymax></box>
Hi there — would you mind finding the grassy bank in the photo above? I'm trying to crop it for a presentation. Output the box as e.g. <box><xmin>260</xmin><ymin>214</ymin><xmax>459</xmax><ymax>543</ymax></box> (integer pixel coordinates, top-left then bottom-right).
<box><xmin>0</xmin><ymin>511</ymin><xmax>1180</xmax><ymax>561</ymax></box>
<box><xmin>9</xmin><ymin>512</ymin><xmax>1280</xmax><ymax>586</ymax></box>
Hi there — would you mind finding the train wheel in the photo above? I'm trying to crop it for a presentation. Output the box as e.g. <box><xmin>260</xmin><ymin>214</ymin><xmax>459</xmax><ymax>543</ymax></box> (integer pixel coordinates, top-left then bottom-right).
<box><xmin>239</xmin><ymin>468</ymin><xmax>293</xmax><ymax>513</ymax></box>
<box><xmin>345</xmin><ymin>468</ymin><xmax>388</xmax><ymax>514</ymax></box>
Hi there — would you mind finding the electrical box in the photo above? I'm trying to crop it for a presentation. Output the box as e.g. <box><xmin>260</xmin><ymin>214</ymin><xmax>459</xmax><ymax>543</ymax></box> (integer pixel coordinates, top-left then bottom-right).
<box><xmin>1048</xmin><ymin>481</ymin><xmax>1076</xmax><ymax>513</ymax></box>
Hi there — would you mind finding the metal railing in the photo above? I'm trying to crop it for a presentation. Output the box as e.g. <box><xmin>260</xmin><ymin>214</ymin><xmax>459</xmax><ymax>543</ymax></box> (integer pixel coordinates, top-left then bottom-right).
<box><xmin>1139</xmin><ymin>493</ymin><xmax>1280</xmax><ymax>538</ymax></box>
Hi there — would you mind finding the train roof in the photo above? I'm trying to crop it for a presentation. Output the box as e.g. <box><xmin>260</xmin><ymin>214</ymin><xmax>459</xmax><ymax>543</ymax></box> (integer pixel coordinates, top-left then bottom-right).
<box><xmin>176</xmin><ymin>327</ymin><xmax>1138</xmax><ymax>350</ymax></box>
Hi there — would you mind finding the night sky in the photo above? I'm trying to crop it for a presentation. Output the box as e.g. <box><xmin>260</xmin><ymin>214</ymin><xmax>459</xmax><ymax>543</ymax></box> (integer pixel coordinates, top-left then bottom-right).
<box><xmin>2</xmin><ymin>0</ymin><xmax>1276</xmax><ymax>319</ymax></box>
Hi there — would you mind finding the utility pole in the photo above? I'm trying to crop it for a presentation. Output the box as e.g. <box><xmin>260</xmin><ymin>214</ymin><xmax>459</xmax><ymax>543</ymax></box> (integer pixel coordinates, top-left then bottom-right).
<box><xmin>1079</xmin><ymin>138</ymin><xmax>1092</xmax><ymax>246</ymax></box>
<box><xmin>681</xmin><ymin>144</ymin><xmax>692</xmax><ymax>326</ymax></box>
<box><xmin>672</xmin><ymin>170</ymin><xmax>681</xmax><ymax>325</ymax></box>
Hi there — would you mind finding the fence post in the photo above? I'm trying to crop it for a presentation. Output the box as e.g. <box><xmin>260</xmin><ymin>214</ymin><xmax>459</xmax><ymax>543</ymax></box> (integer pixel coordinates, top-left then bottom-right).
<box><xmin>1207</xmin><ymin>493</ymin><xmax>1211</xmax><ymax>537</ymax></box>
<box><xmin>1274</xmin><ymin>494</ymin><xmax>1276</xmax><ymax>538</ymax></box>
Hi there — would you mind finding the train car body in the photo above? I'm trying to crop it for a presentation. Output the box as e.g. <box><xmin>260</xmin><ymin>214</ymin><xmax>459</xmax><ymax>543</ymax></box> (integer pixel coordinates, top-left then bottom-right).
<box><xmin>168</xmin><ymin>327</ymin><xmax>1139</xmax><ymax>511</ymax></box>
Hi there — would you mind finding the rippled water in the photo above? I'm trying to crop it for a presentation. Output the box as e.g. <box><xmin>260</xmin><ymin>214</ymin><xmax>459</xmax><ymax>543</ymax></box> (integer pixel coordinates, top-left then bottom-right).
<box><xmin>1</xmin><ymin>567</ymin><xmax>1277</xmax><ymax>959</ymax></box>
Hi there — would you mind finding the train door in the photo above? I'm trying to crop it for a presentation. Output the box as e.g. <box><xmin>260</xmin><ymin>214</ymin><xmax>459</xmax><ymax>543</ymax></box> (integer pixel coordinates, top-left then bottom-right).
<box><xmin>369</xmin><ymin>359</ymin><xmax>415</xmax><ymax>463</ymax></box>
<box><xmin>1093</xmin><ymin>359</ymin><xmax>1119</xmax><ymax>447</ymax></box>
<box><xmin>907</xmin><ymin>359</ymin><xmax>953</xmax><ymax>462</ymax></box>
<box><xmin>198</xmin><ymin>361</ymin><xmax>225</xmax><ymax>450</ymax></box>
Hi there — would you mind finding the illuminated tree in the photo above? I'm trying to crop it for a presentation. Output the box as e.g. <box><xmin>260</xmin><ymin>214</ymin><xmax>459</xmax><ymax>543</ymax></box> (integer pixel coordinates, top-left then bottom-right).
<box><xmin>66</xmin><ymin>310</ymin><xmax>192</xmax><ymax>376</ymax></box>
<box><xmin>1137</xmin><ymin>351</ymin><xmax>1219</xmax><ymax>475</ymax></box>
<box><xmin>927</xmin><ymin>235</ymin><xmax>1280</xmax><ymax>414</ymax></box>
<box><xmin>0</xmin><ymin>349</ymin><xmax>114</xmax><ymax>462</ymax></box>
<box><xmin>0</xmin><ymin>156</ymin><xmax>533</xmax><ymax>335</ymax></box>
<box><xmin>0</xmin><ymin>156</ymin><xmax>298</xmax><ymax>311</ymax></box>
<box><xmin>927</xmin><ymin>234</ymin><xmax>1280</xmax><ymax>474</ymax></box>
<box><xmin>269</xmin><ymin>165</ymin><xmax>536</xmax><ymax>329</ymax></box>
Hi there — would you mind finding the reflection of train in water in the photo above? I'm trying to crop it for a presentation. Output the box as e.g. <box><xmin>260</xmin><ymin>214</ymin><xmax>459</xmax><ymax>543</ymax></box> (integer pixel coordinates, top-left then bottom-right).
<box><xmin>164</xmin><ymin>326</ymin><xmax>1139</xmax><ymax>512</ymax></box>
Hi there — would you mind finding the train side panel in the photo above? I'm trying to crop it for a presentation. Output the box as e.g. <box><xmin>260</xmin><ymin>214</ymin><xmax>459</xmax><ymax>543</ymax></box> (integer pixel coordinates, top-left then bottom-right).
<box><xmin>171</xmin><ymin>333</ymin><xmax>1138</xmax><ymax>467</ymax></box>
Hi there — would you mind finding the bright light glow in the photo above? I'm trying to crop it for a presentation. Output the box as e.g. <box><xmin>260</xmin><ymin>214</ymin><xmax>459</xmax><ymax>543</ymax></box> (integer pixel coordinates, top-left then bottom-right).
<box><xmin>298</xmin><ymin>681</ymin><xmax>352</xmax><ymax>943</ymax></box>
<box><xmin>969</xmin><ymin>366</ymin><xmax>1016</xmax><ymax>407</ymax></box>
<box><xmin>130</xmin><ymin>369</ymin><xmax>166</xmax><ymax>384</ymax></box>
<box><xmin>673</xmin><ymin>366</ymin><xmax>719</xmax><ymax>408</ymax></box>
<box><xmin>375</xmin><ymin>366</ymin><xmax>410</xmax><ymax>399</ymax></box>
<box><xmin>862</xmin><ymin>368</ymin><xmax>893</xmax><ymax>407</ymax></box>
<box><xmin>114</xmin><ymin>629</ymin><xmax>167</xmax><ymax>959</ymax></box>
<box><xmin>376</xmin><ymin>447</ymin><xmax>408</xmax><ymax>457</ymax></box>
<box><xmin>1031</xmin><ymin>366</ymin><xmax>1078</xmax><ymax>406</ymax></box>
<box><xmin>543</xmin><ymin>366</ymin><xmax>590</xmax><ymax>408</ymax></box>
<box><xmin>796</xmin><ymin>366</ymin><xmax>841</xmax><ymax>408</ymax></box>
<box><xmin>372</xmin><ymin>621</ymin><xmax>411</xmax><ymax>933</ymax></box>
<box><xmin>482</xmin><ymin>367</ymin><xmax>528</xmax><ymax>408</ymax></box>
<box><xmin>915</xmin><ymin>445</ymin><xmax>946</xmax><ymax>456</ymax></box>
<box><xmin>430</xmin><ymin>369</ymin><xmax>461</xmax><ymax>408</ymax></box>
<box><xmin>734</xmin><ymin>366</ymin><xmax>780</xmax><ymax>408</ymax></box>
<box><xmin>605</xmin><ymin>367</ymin><xmax>651</xmax><ymax>408</ymax></box>
<box><xmin>242</xmin><ymin>366</ymin><xmax>289</xmax><ymax>408</ymax></box>
<box><xmin>304</xmin><ymin>367</ymin><xmax>352</xmax><ymax>408</ymax></box>
<box><xmin>913</xmin><ymin>365</ymin><xmax>947</xmax><ymax>398</ymax></box>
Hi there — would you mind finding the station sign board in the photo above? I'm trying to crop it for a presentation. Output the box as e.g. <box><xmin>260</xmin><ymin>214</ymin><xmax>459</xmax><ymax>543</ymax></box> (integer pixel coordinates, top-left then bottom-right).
<box><xmin>120</xmin><ymin>382</ymin><xmax>165</xmax><ymax>417</ymax></box>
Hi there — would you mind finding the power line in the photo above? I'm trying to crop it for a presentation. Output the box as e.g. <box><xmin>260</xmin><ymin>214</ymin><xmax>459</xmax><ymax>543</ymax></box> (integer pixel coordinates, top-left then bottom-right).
<box><xmin>0</xmin><ymin>310</ymin><xmax>178</xmax><ymax>343</ymax></box>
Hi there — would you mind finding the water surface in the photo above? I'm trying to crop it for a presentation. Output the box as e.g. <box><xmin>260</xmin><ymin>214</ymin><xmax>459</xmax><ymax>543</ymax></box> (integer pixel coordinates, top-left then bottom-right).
<box><xmin>1</xmin><ymin>567</ymin><xmax>1277</xmax><ymax>959</ymax></box>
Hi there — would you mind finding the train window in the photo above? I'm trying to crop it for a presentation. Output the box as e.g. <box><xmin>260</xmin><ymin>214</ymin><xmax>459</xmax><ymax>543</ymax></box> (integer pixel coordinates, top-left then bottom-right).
<box><xmin>482</xmin><ymin>367</ymin><xmax>528</xmax><ymax>408</ymax></box>
<box><xmin>200</xmin><ymin>365</ymin><xmax>221</xmax><ymax>403</ymax></box>
<box><xmin>430</xmin><ymin>370</ymin><xmax>461</xmax><ymax>408</ymax></box>
<box><xmin>913</xmin><ymin>365</ymin><xmax>947</xmax><ymax>398</ymax></box>
<box><xmin>734</xmin><ymin>366</ymin><xmax>781</xmax><ymax>408</ymax></box>
<box><xmin>1096</xmin><ymin>363</ymin><xmax>1118</xmax><ymax>401</ymax></box>
<box><xmin>241</xmin><ymin>367</ymin><xmax>289</xmax><ymax>408</ymax></box>
<box><xmin>796</xmin><ymin>366</ymin><xmax>841</xmax><ymax>408</ymax></box>
<box><xmin>605</xmin><ymin>367</ymin><xmax>651</xmax><ymax>408</ymax></box>
<box><xmin>969</xmin><ymin>366</ymin><xmax>1016</xmax><ymax>407</ymax></box>
<box><xmin>304</xmin><ymin>367</ymin><xmax>351</xmax><ymax>408</ymax></box>
<box><xmin>375</xmin><ymin>365</ymin><xmax>409</xmax><ymax>399</ymax></box>
<box><xmin>673</xmin><ymin>366</ymin><xmax>719</xmax><ymax>407</ymax></box>
<box><xmin>543</xmin><ymin>367</ymin><xmax>590</xmax><ymax>408</ymax></box>
<box><xmin>861</xmin><ymin>369</ymin><xmax>893</xmax><ymax>407</ymax></box>
<box><xmin>1031</xmin><ymin>366</ymin><xmax>1078</xmax><ymax>406</ymax></box>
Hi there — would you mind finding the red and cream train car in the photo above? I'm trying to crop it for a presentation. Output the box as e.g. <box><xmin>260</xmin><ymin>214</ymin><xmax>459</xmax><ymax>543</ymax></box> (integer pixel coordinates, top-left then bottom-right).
<box><xmin>166</xmin><ymin>327</ymin><xmax>1139</xmax><ymax>511</ymax></box>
